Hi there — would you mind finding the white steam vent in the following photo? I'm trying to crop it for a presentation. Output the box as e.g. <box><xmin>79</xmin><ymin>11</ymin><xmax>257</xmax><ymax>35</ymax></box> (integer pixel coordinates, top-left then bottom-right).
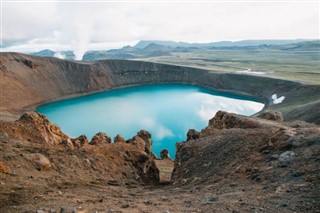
<box><xmin>54</xmin><ymin>52</ymin><xmax>66</xmax><ymax>59</ymax></box>
<box><xmin>272</xmin><ymin>94</ymin><xmax>285</xmax><ymax>104</ymax></box>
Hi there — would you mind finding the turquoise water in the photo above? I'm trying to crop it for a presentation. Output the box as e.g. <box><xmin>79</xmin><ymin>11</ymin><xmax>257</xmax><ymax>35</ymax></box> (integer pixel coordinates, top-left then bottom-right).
<box><xmin>37</xmin><ymin>84</ymin><xmax>264</xmax><ymax>158</ymax></box>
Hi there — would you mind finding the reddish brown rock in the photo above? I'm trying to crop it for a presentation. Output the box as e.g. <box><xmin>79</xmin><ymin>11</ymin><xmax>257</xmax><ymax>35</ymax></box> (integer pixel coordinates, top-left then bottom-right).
<box><xmin>129</xmin><ymin>130</ymin><xmax>153</xmax><ymax>155</ymax></box>
<box><xmin>90</xmin><ymin>132</ymin><xmax>112</xmax><ymax>145</ymax></box>
<box><xmin>114</xmin><ymin>134</ymin><xmax>126</xmax><ymax>143</ymax></box>
<box><xmin>24</xmin><ymin>153</ymin><xmax>52</xmax><ymax>171</ymax></box>
<box><xmin>60</xmin><ymin>139</ymin><xmax>75</xmax><ymax>149</ymax></box>
<box><xmin>0</xmin><ymin>161</ymin><xmax>11</xmax><ymax>174</ymax></box>
<box><xmin>154</xmin><ymin>158</ymin><xmax>175</xmax><ymax>184</ymax></box>
<box><xmin>19</xmin><ymin>112</ymin><xmax>69</xmax><ymax>145</ymax></box>
<box><xmin>71</xmin><ymin>135</ymin><xmax>88</xmax><ymax>148</ymax></box>
<box><xmin>0</xmin><ymin>110</ymin><xmax>319</xmax><ymax>212</ymax></box>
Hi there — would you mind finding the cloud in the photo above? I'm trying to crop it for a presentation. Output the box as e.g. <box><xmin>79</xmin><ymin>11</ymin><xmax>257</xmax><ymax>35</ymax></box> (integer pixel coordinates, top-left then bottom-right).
<box><xmin>2</xmin><ymin>2</ymin><xmax>58</xmax><ymax>41</ymax></box>
<box><xmin>195</xmin><ymin>92</ymin><xmax>264</xmax><ymax>120</ymax></box>
<box><xmin>139</xmin><ymin>118</ymin><xmax>174</xmax><ymax>141</ymax></box>
<box><xmin>198</xmin><ymin>104</ymin><xmax>218</xmax><ymax>122</ymax></box>
<box><xmin>154</xmin><ymin>125</ymin><xmax>174</xmax><ymax>141</ymax></box>
<box><xmin>2</xmin><ymin>1</ymin><xmax>319</xmax><ymax>58</ymax></box>
<box><xmin>139</xmin><ymin>117</ymin><xmax>156</xmax><ymax>128</ymax></box>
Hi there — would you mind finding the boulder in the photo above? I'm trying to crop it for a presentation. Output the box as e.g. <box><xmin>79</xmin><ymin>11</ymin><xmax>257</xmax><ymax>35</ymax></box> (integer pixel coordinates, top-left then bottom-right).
<box><xmin>258</xmin><ymin>111</ymin><xmax>283</xmax><ymax>121</ymax></box>
<box><xmin>154</xmin><ymin>157</ymin><xmax>175</xmax><ymax>183</ymax></box>
<box><xmin>25</xmin><ymin>153</ymin><xmax>52</xmax><ymax>171</ymax></box>
<box><xmin>278</xmin><ymin>151</ymin><xmax>295</xmax><ymax>167</ymax></box>
<box><xmin>90</xmin><ymin>132</ymin><xmax>112</xmax><ymax>145</ymax></box>
<box><xmin>269</xmin><ymin>129</ymin><xmax>296</xmax><ymax>150</ymax></box>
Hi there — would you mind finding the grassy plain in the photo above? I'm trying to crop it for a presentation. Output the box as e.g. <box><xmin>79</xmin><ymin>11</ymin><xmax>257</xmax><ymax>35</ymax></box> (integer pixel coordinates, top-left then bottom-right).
<box><xmin>135</xmin><ymin>48</ymin><xmax>320</xmax><ymax>84</ymax></box>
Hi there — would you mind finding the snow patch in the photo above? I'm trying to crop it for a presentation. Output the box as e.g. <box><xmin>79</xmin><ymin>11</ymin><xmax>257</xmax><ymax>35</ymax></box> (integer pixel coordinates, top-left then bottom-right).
<box><xmin>272</xmin><ymin>94</ymin><xmax>285</xmax><ymax>104</ymax></box>
<box><xmin>235</xmin><ymin>69</ymin><xmax>268</xmax><ymax>75</ymax></box>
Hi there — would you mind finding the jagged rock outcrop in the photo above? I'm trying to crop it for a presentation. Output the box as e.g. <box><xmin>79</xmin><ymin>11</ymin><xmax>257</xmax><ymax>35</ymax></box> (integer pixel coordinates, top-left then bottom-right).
<box><xmin>0</xmin><ymin>113</ymin><xmax>160</xmax><ymax>184</ymax></box>
<box><xmin>114</xmin><ymin>134</ymin><xmax>125</xmax><ymax>143</ymax></box>
<box><xmin>174</xmin><ymin>111</ymin><xmax>319</xmax><ymax>180</ymax></box>
<box><xmin>90</xmin><ymin>132</ymin><xmax>112</xmax><ymax>145</ymax></box>
<box><xmin>186</xmin><ymin>129</ymin><xmax>200</xmax><ymax>141</ymax></box>
<box><xmin>120</xmin><ymin>130</ymin><xmax>161</xmax><ymax>183</ymax></box>
<box><xmin>0</xmin><ymin>112</ymin><xmax>173</xmax><ymax>187</ymax></box>
<box><xmin>61</xmin><ymin>135</ymin><xmax>89</xmax><ymax>149</ymax></box>
<box><xmin>127</xmin><ymin>130</ymin><xmax>153</xmax><ymax>155</ymax></box>
<box><xmin>160</xmin><ymin>149</ymin><xmax>170</xmax><ymax>159</ymax></box>
<box><xmin>70</xmin><ymin>135</ymin><xmax>88</xmax><ymax>148</ymax></box>
<box><xmin>172</xmin><ymin>111</ymin><xmax>320</xmax><ymax>211</ymax></box>
<box><xmin>18</xmin><ymin>112</ymin><xmax>69</xmax><ymax>145</ymax></box>
<box><xmin>0</xmin><ymin>111</ymin><xmax>319</xmax><ymax>212</ymax></box>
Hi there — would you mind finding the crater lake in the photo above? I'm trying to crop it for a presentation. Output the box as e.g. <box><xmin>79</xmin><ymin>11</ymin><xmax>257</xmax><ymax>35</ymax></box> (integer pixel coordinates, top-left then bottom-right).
<box><xmin>37</xmin><ymin>84</ymin><xmax>264</xmax><ymax>157</ymax></box>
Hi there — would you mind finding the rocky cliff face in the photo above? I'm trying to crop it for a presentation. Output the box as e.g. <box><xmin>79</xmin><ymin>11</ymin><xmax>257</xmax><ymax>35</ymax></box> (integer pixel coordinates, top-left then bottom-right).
<box><xmin>1</xmin><ymin>52</ymin><xmax>320</xmax><ymax>123</ymax></box>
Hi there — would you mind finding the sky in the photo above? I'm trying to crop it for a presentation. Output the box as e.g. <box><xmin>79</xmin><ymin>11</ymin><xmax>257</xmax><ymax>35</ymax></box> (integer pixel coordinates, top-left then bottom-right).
<box><xmin>1</xmin><ymin>0</ymin><xmax>319</xmax><ymax>59</ymax></box>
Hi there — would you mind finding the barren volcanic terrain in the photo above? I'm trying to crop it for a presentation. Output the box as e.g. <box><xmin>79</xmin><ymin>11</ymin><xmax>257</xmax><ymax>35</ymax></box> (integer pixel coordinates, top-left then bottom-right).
<box><xmin>0</xmin><ymin>111</ymin><xmax>319</xmax><ymax>212</ymax></box>
<box><xmin>0</xmin><ymin>53</ymin><xmax>320</xmax><ymax>212</ymax></box>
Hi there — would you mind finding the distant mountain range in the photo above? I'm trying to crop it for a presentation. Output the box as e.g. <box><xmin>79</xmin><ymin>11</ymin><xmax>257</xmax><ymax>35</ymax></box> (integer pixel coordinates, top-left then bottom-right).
<box><xmin>133</xmin><ymin>39</ymin><xmax>311</xmax><ymax>49</ymax></box>
<box><xmin>29</xmin><ymin>39</ymin><xmax>319</xmax><ymax>61</ymax></box>
<box><xmin>31</xmin><ymin>49</ymin><xmax>75</xmax><ymax>60</ymax></box>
